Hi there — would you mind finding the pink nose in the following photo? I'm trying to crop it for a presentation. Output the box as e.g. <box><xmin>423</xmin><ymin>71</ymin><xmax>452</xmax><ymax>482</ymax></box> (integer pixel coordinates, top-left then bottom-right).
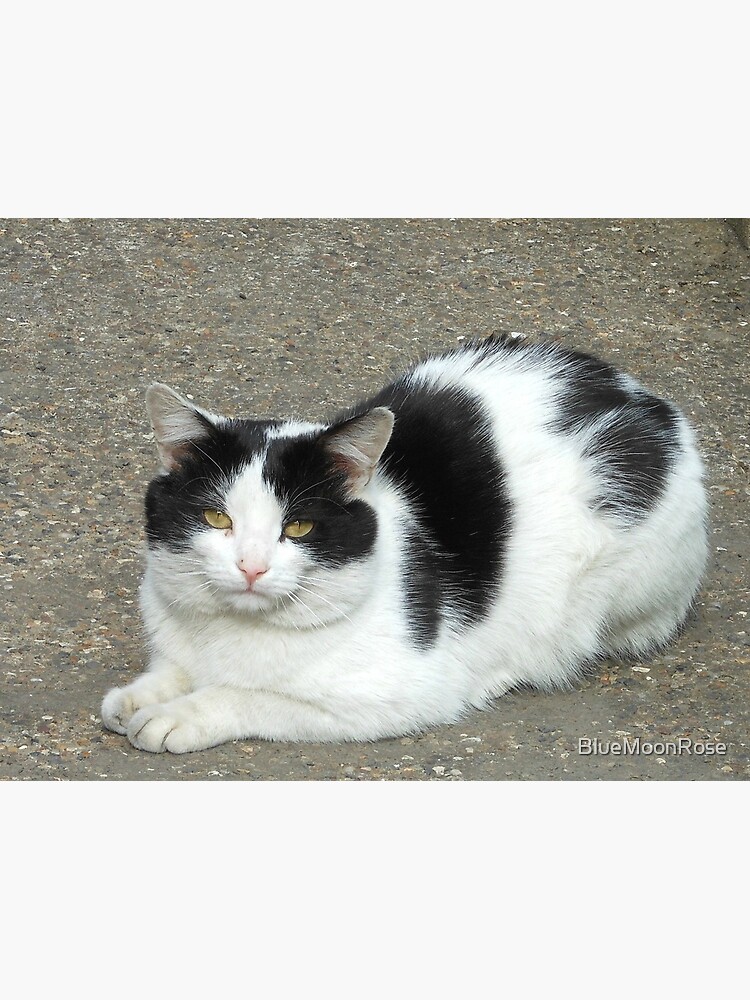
<box><xmin>238</xmin><ymin>563</ymin><xmax>268</xmax><ymax>588</ymax></box>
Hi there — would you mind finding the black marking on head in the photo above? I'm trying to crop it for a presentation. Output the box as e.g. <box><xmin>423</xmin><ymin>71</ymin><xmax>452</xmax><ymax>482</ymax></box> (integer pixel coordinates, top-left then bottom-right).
<box><xmin>262</xmin><ymin>434</ymin><xmax>378</xmax><ymax>567</ymax></box>
<box><xmin>550</xmin><ymin>347</ymin><xmax>682</xmax><ymax>520</ymax></box>
<box><xmin>145</xmin><ymin>418</ymin><xmax>270</xmax><ymax>552</ymax></box>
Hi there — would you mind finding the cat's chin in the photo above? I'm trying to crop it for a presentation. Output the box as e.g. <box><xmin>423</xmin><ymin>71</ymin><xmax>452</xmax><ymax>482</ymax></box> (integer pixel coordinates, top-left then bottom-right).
<box><xmin>222</xmin><ymin>589</ymin><xmax>280</xmax><ymax>615</ymax></box>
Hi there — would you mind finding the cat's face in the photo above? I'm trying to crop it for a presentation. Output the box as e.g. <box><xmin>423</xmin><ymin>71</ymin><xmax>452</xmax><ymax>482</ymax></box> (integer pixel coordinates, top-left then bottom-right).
<box><xmin>142</xmin><ymin>385</ymin><xmax>394</xmax><ymax>626</ymax></box>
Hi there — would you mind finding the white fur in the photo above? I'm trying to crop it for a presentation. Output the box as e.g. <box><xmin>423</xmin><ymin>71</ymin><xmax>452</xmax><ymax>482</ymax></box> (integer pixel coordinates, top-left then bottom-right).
<box><xmin>102</xmin><ymin>350</ymin><xmax>708</xmax><ymax>752</ymax></box>
<box><xmin>265</xmin><ymin>420</ymin><xmax>326</xmax><ymax>441</ymax></box>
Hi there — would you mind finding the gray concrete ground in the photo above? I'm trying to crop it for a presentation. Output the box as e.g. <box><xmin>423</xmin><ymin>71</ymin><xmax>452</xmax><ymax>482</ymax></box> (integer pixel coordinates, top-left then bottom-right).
<box><xmin>1</xmin><ymin>218</ymin><xmax>748</xmax><ymax>780</ymax></box>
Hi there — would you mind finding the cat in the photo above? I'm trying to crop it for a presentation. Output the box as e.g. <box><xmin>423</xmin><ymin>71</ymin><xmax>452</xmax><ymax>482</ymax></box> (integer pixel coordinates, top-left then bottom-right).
<box><xmin>101</xmin><ymin>334</ymin><xmax>708</xmax><ymax>753</ymax></box>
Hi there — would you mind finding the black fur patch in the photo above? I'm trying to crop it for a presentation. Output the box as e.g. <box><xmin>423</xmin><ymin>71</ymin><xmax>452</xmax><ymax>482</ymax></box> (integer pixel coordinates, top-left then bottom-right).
<box><xmin>552</xmin><ymin>349</ymin><xmax>631</xmax><ymax>431</ymax></box>
<box><xmin>550</xmin><ymin>346</ymin><xmax>681</xmax><ymax>519</ymax></box>
<box><xmin>582</xmin><ymin>395</ymin><xmax>680</xmax><ymax>517</ymax></box>
<box><xmin>338</xmin><ymin>377</ymin><xmax>512</xmax><ymax>646</ymax></box>
<box><xmin>399</xmin><ymin>529</ymin><xmax>448</xmax><ymax>646</ymax></box>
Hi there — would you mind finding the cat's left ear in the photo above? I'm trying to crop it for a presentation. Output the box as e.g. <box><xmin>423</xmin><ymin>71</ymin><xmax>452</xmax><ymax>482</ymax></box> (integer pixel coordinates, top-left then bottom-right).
<box><xmin>321</xmin><ymin>407</ymin><xmax>394</xmax><ymax>495</ymax></box>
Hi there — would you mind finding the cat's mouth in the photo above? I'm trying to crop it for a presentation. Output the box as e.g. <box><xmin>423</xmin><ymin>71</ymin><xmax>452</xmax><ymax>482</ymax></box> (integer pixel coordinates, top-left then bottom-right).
<box><xmin>224</xmin><ymin>588</ymin><xmax>279</xmax><ymax>614</ymax></box>
<box><xmin>220</xmin><ymin>575</ymin><xmax>291</xmax><ymax>613</ymax></box>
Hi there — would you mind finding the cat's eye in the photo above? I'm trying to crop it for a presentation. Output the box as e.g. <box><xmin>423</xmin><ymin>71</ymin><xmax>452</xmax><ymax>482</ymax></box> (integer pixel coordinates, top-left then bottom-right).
<box><xmin>203</xmin><ymin>509</ymin><xmax>233</xmax><ymax>530</ymax></box>
<box><xmin>283</xmin><ymin>520</ymin><xmax>315</xmax><ymax>539</ymax></box>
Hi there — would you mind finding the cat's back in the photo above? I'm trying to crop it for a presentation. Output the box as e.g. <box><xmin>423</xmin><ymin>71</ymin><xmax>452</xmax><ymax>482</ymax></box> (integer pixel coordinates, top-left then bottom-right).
<box><xmin>371</xmin><ymin>334</ymin><xmax>629</xmax><ymax>454</ymax></box>
<box><xmin>368</xmin><ymin>334</ymin><xmax>702</xmax><ymax>528</ymax></box>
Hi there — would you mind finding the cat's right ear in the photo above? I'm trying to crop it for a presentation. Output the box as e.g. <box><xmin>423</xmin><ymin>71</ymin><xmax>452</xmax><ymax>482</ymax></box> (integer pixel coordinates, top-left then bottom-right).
<box><xmin>145</xmin><ymin>383</ymin><xmax>219</xmax><ymax>473</ymax></box>
<box><xmin>320</xmin><ymin>406</ymin><xmax>395</xmax><ymax>495</ymax></box>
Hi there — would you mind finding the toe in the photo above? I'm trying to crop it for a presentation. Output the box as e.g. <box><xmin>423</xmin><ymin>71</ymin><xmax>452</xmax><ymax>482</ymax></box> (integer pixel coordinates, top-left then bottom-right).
<box><xmin>127</xmin><ymin>707</ymin><xmax>174</xmax><ymax>753</ymax></box>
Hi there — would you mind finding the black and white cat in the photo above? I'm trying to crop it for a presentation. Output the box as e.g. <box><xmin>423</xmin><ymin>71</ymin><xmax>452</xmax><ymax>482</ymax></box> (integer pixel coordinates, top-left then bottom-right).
<box><xmin>101</xmin><ymin>335</ymin><xmax>708</xmax><ymax>753</ymax></box>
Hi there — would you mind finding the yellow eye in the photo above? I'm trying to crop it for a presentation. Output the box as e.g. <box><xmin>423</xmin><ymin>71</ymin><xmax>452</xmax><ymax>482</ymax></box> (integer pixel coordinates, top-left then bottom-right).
<box><xmin>203</xmin><ymin>509</ymin><xmax>233</xmax><ymax>529</ymax></box>
<box><xmin>283</xmin><ymin>519</ymin><xmax>314</xmax><ymax>539</ymax></box>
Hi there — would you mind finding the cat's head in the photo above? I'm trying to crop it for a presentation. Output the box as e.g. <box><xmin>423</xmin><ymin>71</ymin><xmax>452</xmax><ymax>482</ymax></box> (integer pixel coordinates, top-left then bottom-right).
<box><xmin>142</xmin><ymin>384</ymin><xmax>394</xmax><ymax>624</ymax></box>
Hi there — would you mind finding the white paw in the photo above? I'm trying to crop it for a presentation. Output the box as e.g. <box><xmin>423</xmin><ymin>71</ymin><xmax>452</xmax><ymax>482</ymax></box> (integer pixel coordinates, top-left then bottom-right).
<box><xmin>101</xmin><ymin>685</ymin><xmax>151</xmax><ymax>735</ymax></box>
<box><xmin>101</xmin><ymin>668</ymin><xmax>191</xmax><ymax>736</ymax></box>
<box><xmin>126</xmin><ymin>701</ymin><xmax>215</xmax><ymax>754</ymax></box>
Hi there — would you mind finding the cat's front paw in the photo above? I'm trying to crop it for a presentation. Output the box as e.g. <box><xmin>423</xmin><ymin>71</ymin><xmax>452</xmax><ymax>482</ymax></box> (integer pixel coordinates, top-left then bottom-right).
<box><xmin>101</xmin><ymin>685</ymin><xmax>149</xmax><ymax>735</ymax></box>
<box><xmin>126</xmin><ymin>700</ymin><xmax>215</xmax><ymax>754</ymax></box>
<box><xmin>101</xmin><ymin>666</ymin><xmax>192</xmax><ymax>737</ymax></box>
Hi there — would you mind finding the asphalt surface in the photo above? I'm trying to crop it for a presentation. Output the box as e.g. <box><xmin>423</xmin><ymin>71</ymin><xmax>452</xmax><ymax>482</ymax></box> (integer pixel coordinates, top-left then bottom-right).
<box><xmin>1</xmin><ymin>218</ymin><xmax>748</xmax><ymax>780</ymax></box>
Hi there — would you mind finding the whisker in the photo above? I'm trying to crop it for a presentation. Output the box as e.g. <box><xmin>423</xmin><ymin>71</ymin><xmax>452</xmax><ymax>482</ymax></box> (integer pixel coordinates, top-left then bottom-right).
<box><xmin>278</xmin><ymin>594</ymin><xmax>301</xmax><ymax>631</ymax></box>
<box><xmin>295</xmin><ymin>583</ymin><xmax>353</xmax><ymax>625</ymax></box>
<box><xmin>162</xmin><ymin>579</ymin><xmax>218</xmax><ymax>612</ymax></box>
<box><xmin>286</xmin><ymin>590</ymin><xmax>327</xmax><ymax>630</ymax></box>
<box><xmin>303</xmin><ymin>575</ymin><xmax>356</xmax><ymax>593</ymax></box>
